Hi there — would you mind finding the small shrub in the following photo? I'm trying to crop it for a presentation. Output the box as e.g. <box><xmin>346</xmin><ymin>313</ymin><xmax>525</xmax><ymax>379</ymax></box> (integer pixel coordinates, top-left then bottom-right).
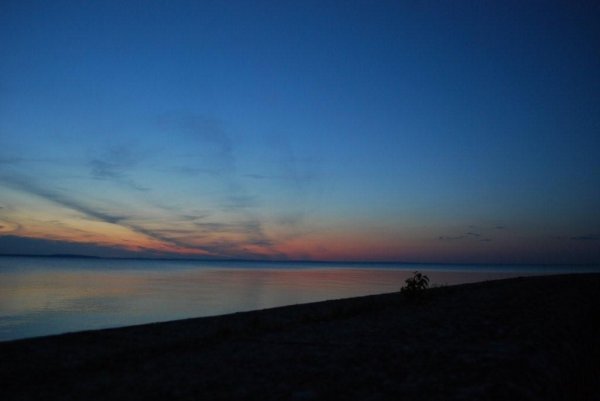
<box><xmin>401</xmin><ymin>271</ymin><xmax>429</xmax><ymax>298</ymax></box>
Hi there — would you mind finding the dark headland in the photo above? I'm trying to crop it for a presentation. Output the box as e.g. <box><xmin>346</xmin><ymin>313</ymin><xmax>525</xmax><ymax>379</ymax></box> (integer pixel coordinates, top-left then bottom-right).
<box><xmin>1</xmin><ymin>274</ymin><xmax>599</xmax><ymax>401</ymax></box>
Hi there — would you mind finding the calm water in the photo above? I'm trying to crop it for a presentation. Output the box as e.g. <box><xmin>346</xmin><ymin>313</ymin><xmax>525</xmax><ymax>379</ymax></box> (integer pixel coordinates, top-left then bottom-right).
<box><xmin>0</xmin><ymin>256</ymin><xmax>597</xmax><ymax>341</ymax></box>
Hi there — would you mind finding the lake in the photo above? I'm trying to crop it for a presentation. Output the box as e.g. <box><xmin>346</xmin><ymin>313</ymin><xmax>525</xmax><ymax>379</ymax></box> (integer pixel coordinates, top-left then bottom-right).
<box><xmin>0</xmin><ymin>256</ymin><xmax>597</xmax><ymax>341</ymax></box>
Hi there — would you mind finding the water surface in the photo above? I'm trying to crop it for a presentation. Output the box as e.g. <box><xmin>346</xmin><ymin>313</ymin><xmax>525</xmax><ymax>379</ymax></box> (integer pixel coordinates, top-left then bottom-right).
<box><xmin>0</xmin><ymin>257</ymin><xmax>597</xmax><ymax>341</ymax></box>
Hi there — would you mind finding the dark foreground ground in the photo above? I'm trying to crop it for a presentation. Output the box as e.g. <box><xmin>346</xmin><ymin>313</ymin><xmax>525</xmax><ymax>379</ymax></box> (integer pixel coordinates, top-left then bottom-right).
<box><xmin>1</xmin><ymin>274</ymin><xmax>599</xmax><ymax>401</ymax></box>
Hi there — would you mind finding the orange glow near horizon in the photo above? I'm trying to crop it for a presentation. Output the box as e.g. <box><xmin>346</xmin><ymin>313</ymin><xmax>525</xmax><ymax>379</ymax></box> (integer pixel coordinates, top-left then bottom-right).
<box><xmin>1</xmin><ymin>189</ymin><xmax>599</xmax><ymax>264</ymax></box>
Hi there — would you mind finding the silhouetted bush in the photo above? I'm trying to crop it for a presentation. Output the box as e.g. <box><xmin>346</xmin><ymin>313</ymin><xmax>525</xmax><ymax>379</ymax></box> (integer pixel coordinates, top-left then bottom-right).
<box><xmin>401</xmin><ymin>271</ymin><xmax>429</xmax><ymax>298</ymax></box>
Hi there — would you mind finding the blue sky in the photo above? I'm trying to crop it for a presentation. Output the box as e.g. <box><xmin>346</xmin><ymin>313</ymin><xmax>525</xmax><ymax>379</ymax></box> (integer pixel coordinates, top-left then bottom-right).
<box><xmin>0</xmin><ymin>1</ymin><xmax>599</xmax><ymax>263</ymax></box>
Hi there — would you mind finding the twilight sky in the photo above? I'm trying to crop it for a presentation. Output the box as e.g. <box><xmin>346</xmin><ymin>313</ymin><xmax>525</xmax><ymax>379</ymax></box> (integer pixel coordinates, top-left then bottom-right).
<box><xmin>1</xmin><ymin>1</ymin><xmax>599</xmax><ymax>263</ymax></box>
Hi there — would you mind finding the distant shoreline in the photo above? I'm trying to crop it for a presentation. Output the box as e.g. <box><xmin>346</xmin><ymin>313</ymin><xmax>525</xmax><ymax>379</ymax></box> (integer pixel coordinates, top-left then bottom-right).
<box><xmin>1</xmin><ymin>252</ymin><xmax>599</xmax><ymax>268</ymax></box>
<box><xmin>2</xmin><ymin>274</ymin><xmax>599</xmax><ymax>400</ymax></box>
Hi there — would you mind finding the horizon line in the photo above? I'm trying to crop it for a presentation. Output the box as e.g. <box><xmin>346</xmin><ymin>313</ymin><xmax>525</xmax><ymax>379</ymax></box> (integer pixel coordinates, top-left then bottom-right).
<box><xmin>0</xmin><ymin>253</ymin><xmax>598</xmax><ymax>268</ymax></box>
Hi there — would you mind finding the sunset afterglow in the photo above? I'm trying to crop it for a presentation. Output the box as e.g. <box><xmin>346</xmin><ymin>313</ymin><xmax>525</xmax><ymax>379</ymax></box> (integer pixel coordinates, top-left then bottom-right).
<box><xmin>1</xmin><ymin>1</ymin><xmax>599</xmax><ymax>264</ymax></box>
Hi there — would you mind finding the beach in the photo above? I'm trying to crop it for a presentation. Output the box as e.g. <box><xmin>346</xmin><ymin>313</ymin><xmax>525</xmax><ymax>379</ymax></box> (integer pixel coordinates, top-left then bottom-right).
<box><xmin>1</xmin><ymin>273</ymin><xmax>599</xmax><ymax>400</ymax></box>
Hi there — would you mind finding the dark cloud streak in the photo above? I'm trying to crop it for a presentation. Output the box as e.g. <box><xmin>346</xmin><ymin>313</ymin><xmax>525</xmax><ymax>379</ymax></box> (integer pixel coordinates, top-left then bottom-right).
<box><xmin>0</xmin><ymin>172</ymin><xmax>281</xmax><ymax>258</ymax></box>
<box><xmin>0</xmin><ymin>174</ymin><xmax>191</xmax><ymax>249</ymax></box>
<box><xmin>0</xmin><ymin>174</ymin><xmax>125</xmax><ymax>224</ymax></box>
<box><xmin>570</xmin><ymin>234</ymin><xmax>599</xmax><ymax>241</ymax></box>
<box><xmin>88</xmin><ymin>146</ymin><xmax>150</xmax><ymax>191</ymax></box>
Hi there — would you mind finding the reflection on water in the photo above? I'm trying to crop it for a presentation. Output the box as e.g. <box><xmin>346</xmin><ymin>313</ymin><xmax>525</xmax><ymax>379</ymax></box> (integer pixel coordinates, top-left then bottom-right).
<box><xmin>0</xmin><ymin>257</ymin><xmax>597</xmax><ymax>341</ymax></box>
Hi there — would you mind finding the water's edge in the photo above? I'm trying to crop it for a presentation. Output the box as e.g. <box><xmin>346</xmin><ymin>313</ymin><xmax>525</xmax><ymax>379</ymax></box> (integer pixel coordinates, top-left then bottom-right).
<box><xmin>1</xmin><ymin>256</ymin><xmax>598</xmax><ymax>341</ymax></box>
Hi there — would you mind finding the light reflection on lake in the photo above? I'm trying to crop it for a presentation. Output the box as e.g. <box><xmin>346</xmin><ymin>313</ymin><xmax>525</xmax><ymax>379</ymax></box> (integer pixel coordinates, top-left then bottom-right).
<box><xmin>0</xmin><ymin>257</ymin><xmax>597</xmax><ymax>341</ymax></box>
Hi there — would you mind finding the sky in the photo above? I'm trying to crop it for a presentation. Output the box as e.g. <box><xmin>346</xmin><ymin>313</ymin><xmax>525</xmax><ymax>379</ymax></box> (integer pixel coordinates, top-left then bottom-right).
<box><xmin>0</xmin><ymin>0</ymin><xmax>599</xmax><ymax>264</ymax></box>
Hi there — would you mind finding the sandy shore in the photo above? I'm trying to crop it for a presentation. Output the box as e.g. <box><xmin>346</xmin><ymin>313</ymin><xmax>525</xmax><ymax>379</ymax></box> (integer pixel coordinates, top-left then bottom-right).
<box><xmin>1</xmin><ymin>273</ymin><xmax>599</xmax><ymax>400</ymax></box>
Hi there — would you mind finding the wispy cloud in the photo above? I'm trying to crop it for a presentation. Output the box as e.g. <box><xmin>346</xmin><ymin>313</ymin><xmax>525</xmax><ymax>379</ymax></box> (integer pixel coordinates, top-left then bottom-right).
<box><xmin>0</xmin><ymin>171</ymin><xmax>284</xmax><ymax>259</ymax></box>
<box><xmin>192</xmin><ymin>237</ymin><xmax>286</xmax><ymax>260</ymax></box>
<box><xmin>195</xmin><ymin>220</ymin><xmax>273</xmax><ymax>245</ymax></box>
<box><xmin>438</xmin><ymin>235</ymin><xmax>467</xmax><ymax>241</ymax></box>
<box><xmin>90</xmin><ymin>159</ymin><xmax>123</xmax><ymax>180</ymax></box>
<box><xmin>438</xmin><ymin>230</ymin><xmax>491</xmax><ymax>242</ymax></box>
<box><xmin>181</xmin><ymin>213</ymin><xmax>210</xmax><ymax>221</ymax></box>
<box><xmin>173</xmin><ymin>165</ymin><xmax>224</xmax><ymax>177</ymax></box>
<box><xmin>0</xmin><ymin>173</ymin><xmax>192</xmax><ymax>248</ymax></box>
<box><xmin>158</xmin><ymin>113</ymin><xmax>254</xmax><ymax>208</ymax></box>
<box><xmin>570</xmin><ymin>234</ymin><xmax>599</xmax><ymax>241</ymax></box>
<box><xmin>158</xmin><ymin>113</ymin><xmax>235</xmax><ymax>172</ymax></box>
<box><xmin>145</xmin><ymin>223</ymin><xmax>278</xmax><ymax>259</ymax></box>
<box><xmin>88</xmin><ymin>145</ymin><xmax>150</xmax><ymax>191</ymax></box>
<box><xmin>0</xmin><ymin>208</ymin><xmax>22</xmax><ymax>234</ymax></box>
<box><xmin>220</xmin><ymin>194</ymin><xmax>257</xmax><ymax>211</ymax></box>
<box><xmin>0</xmin><ymin>173</ymin><xmax>125</xmax><ymax>224</ymax></box>
<box><xmin>276</xmin><ymin>212</ymin><xmax>305</xmax><ymax>227</ymax></box>
<box><xmin>0</xmin><ymin>113</ymin><xmax>325</xmax><ymax>260</ymax></box>
<box><xmin>244</xmin><ymin>135</ymin><xmax>319</xmax><ymax>190</ymax></box>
